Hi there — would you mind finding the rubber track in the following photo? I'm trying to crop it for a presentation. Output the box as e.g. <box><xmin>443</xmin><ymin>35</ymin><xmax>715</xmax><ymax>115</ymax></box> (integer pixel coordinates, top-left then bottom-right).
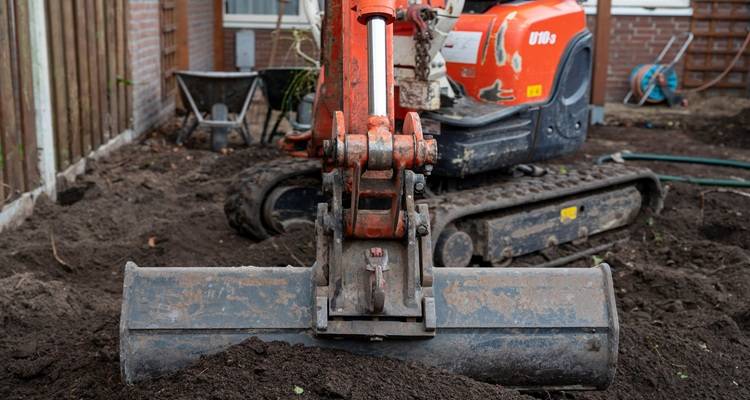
<box><xmin>423</xmin><ymin>164</ymin><xmax>664</xmax><ymax>249</ymax></box>
<box><xmin>224</xmin><ymin>158</ymin><xmax>321</xmax><ymax>240</ymax></box>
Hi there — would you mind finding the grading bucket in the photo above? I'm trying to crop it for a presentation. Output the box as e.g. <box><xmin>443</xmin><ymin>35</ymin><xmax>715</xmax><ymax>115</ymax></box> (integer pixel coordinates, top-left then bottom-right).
<box><xmin>120</xmin><ymin>262</ymin><xmax>618</xmax><ymax>390</ymax></box>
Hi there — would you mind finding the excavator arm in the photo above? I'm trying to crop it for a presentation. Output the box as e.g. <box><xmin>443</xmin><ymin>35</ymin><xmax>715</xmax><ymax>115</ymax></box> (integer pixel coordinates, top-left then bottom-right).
<box><xmin>310</xmin><ymin>0</ymin><xmax>438</xmax><ymax>336</ymax></box>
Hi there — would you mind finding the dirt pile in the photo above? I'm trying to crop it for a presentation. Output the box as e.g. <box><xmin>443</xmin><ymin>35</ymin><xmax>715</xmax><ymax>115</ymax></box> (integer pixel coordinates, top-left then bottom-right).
<box><xmin>121</xmin><ymin>338</ymin><xmax>531</xmax><ymax>400</ymax></box>
<box><xmin>578</xmin><ymin>183</ymin><xmax>750</xmax><ymax>400</ymax></box>
<box><xmin>0</xmin><ymin>273</ymin><xmax>86</xmax><ymax>324</ymax></box>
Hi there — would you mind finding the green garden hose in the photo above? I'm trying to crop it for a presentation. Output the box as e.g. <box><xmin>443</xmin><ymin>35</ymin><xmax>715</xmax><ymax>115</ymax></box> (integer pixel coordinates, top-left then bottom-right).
<box><xmin>596</xmin><ymin>152</ymin><xmax>750</xmax><ymax>188</ymax></box>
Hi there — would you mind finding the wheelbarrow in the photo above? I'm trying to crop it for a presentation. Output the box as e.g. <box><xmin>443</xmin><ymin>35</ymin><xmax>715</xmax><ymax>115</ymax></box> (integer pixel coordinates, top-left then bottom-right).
<box><xmin>176</xmin><ymin>71</ymin><xmax>260</xmax><ymax>152</ymax></box>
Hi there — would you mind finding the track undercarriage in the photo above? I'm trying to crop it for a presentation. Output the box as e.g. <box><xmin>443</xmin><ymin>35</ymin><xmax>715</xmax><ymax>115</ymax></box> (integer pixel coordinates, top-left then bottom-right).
<box><xmin>225</xmin><ymin>160</ymin><xmax>663</xmax><ymax>269</ymax></box>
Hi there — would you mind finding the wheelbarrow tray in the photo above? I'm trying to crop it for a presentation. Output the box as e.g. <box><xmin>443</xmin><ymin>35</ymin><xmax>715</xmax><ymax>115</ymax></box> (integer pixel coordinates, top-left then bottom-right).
<box><xmin>176</xmin><ymin>71</ymin><xmax>260</xmax><ymax>129</ymax></box>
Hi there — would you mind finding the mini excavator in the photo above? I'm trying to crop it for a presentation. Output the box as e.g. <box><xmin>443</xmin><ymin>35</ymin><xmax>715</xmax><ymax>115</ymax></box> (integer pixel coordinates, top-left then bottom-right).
<box><xmin>120</xmin><ymin>0</ymin><xmax>663</xmax><ymax>390</ymax></box>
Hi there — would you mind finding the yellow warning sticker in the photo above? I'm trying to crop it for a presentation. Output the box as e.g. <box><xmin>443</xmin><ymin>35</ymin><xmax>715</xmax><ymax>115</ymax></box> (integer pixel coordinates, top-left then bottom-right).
<box><xmin>560</xmin><ymin>206</ymin><xmax>578</xmax><ymax>223</ymax></box>
<box><xmin>527</xmin><ymin>84</ymin><xmax>543</xmax><ymax>98</ymax></box>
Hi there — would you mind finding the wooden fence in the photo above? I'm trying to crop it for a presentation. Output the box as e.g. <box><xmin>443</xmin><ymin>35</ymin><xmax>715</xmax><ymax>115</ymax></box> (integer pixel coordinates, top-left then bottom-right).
<box><xmin>0</xmin><ymin>0</ymin><xmax>39</xmax><ymax>205</ymax></box>
<box><xmin>45</xmin><ymin>0</ymin><xmax>131</xmax><ymax>172</ymax></box>
<box><xmin>685</xmin><ymin>0</ymin><xmax>750</xmax><ymax>94</ymax></box>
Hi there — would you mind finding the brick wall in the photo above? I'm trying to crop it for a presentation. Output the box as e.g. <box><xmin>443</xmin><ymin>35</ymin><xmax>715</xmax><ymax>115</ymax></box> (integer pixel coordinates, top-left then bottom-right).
<box><xmin>188</xmin><ymin>0</ymin><xmax>214</xmax><ymax>70</ymax></box>
<box><xmin>587</xmin><ymin>15</ymin><xmax>692</xmax><ymax>102</ymax></box>
<box><xmin>128</xmin><ymin>0</ymin><xmax>174</xmax><ymax>135</ymax></box>
<box><xmin>222</xmin><ymin>28</ymin><xmax>319</xmax><ymax>70</ymax></box>
<box><xmin>126</xmin><ymin>0</ymin><xmax>219</xmax><ymax>135</ymax></box>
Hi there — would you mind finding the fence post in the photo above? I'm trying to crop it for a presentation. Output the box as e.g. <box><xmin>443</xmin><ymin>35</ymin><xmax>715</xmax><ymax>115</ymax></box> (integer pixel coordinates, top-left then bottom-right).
<box><xmin>590</xmin><ymin>0</ymin><xmax>612</xmax><ymax>125</ymax></box>
<box><xmin>29</xmin><ymin>0</ymin><xmax>57</xmax><ymax>200</ymax></box>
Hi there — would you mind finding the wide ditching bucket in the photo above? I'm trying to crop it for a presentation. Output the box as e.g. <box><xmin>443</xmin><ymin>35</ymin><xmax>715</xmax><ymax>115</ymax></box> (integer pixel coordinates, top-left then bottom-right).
<box><xmin>120</xmin><ymin>261</ymin><xmax>619</xmax><ymax>390</ymax></box>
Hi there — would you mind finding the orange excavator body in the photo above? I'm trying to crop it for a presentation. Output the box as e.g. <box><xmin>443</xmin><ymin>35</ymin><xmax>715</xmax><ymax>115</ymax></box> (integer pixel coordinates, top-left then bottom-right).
<box><xmin>442</xmin><ymin>0</ymin><xmax>586</xmax><ymax>106</ymax></box>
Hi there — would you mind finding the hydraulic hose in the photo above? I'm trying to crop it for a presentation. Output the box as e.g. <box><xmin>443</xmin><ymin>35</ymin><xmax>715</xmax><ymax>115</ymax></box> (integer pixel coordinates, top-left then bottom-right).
<box><xmin>596</xmin><ymin>152</ymin><xmax>750</xmax><ymax>188</ymax></box>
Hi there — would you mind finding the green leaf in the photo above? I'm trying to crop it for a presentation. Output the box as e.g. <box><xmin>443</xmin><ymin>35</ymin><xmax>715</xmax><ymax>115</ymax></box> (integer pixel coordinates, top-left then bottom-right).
<box><xmin>558</xmin><ymin>166</ymin><xmax>568</xmax><ymax>174</ymax></box>
<box><xmin>116</xmin><ymin>77</ymin><xmax>133</xmax><ymax>86</ymax></box>
<box><xmin>677</xmin><ymin>371</ymin><xmax>688</xmax><ymax>379</ymax></box>
<box><xmin>293</xmin><ymin>385</ymin><xmax>304</xmax><ymax>395</ymax></box>
<box><xmin>592</xmin><ymin>255</ymin><xmax>604</xmax><ymax>266</ymax></box>
<box><xmin>654</xmin><ymin>232</ymin><xmax>663</xmax><ymax>243</ymax></box>
<box><xmin>281</xmin><ymin>69</ymin><xmax>317</xmax><ymax>114</ymax></box>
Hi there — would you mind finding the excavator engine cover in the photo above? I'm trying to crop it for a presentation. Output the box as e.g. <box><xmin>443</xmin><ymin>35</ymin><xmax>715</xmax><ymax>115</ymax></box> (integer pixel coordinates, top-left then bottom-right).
<box><xmin>422</xmin><ymin>0</ymin><xmax>593</xmax><ymax>178</ymax></box>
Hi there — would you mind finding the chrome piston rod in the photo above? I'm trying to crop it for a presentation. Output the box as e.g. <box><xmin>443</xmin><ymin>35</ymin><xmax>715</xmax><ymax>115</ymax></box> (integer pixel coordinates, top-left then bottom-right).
<box><xmin>367</xmin><ymin>16</ymin><xmax>388</xmax><ymax>116</ymax></box>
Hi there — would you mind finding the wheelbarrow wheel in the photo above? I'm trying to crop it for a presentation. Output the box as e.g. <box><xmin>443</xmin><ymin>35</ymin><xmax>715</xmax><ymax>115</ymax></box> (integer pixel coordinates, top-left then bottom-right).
<box><xmin>211</xmin><ymin>103</ymin><xmax>230</xmax><ymax>152</ymax></box>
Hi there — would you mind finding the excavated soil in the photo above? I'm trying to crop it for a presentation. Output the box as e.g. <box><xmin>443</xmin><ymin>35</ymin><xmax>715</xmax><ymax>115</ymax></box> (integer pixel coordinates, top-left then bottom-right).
<box><xmin>1</xmin><ymin>109</ymin><xmax>749</xmax><ymax>399</ymax></box>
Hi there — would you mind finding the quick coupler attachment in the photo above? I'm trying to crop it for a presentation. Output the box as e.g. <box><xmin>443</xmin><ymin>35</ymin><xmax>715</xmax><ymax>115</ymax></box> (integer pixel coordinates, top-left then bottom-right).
<box><xmin>120</xmin><ymin>262</ymin><xmax>618</xmax><ymax>390</ymax></box>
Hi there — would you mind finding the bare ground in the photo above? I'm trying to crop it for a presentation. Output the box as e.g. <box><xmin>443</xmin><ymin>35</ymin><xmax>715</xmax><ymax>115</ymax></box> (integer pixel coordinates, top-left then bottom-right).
<box><xmin>0</xmin><ymin>107</ymin><xmax>749</xmax><ymax>399</ymax></box>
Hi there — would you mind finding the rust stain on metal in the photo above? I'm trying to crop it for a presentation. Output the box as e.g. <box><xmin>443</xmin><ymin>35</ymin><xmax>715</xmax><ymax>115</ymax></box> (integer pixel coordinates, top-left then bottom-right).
<box><xmin>398</xmin><ymin>79</ymin><xmax>440</xmax><ymax>110</ymax></box>
<box><xmin>441</xmin><ymin>272</ymin><xmax>605</xmax><ymax>319</ymax></box>
<box><xmin>273</xmin><ymin>289</ymin><xmax>298</xmax><ymax>306</ymax></box>
<box><xmin>442</xmin><ymin>280</ymin><xmax>513</xmax><ymax>315</ymax></box>
<box><xmin>173</xmin><ymin>274</ymin><xmax>289</xmax><ymax>288</ymax></box>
